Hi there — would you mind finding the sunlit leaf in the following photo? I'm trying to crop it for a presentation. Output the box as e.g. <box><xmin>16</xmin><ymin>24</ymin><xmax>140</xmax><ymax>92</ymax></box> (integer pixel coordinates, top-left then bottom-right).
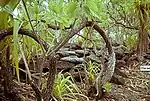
<box><xmin>102</xmin><ymin>82</ymin><xmax>112</xmax><ymax>92</ymax></box>
<box><xmin>65</xmin><ymin>1</ymin><xmax>77</xmax><ymax>17</ymax></box>
<box><xmin>13</xmin><ymin>19</ymin><xmax>21</xmax><ymax>82</ymax></box>
<box><xmin>34</xmin><ymin>3</ymin><xmax>39</xmax><ymax>14</ymax></box>
<box><xmin>8</xmin><ymin>0</ymin><xmax>19</xmax><ymax>10</ymax></box>
<box><xmin>48</xmin><ymin>1</ymin><xmax>63</xmax><ymax>14</ymax></box>
<box><xmin>86</xmin><ymin>0</ymin><xmax>98</xmax><ymax>14</ymax></box>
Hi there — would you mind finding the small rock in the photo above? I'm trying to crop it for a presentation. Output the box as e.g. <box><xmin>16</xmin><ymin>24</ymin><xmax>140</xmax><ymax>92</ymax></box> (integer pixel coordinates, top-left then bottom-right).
<box><xmin>57</xmin><ymin>50</ymin><xmax>76</xmax><ymax>57</ymax></box>
<box><xmin>60</xmin><ymin>56</ymin><xmax>84</xmax><ymax>64</ymax></box>
<box><xmin>75</xmin><ymin>50</ymin><xmax>89</xmax><ymax>57</ymax></box>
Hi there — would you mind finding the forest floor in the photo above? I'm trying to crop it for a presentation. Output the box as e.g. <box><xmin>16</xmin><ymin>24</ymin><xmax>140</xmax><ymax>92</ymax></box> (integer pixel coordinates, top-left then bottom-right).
<box><xmin>0</xmin><ymin>43</ymin><xmax>150</xmax><ymax>101</ymax></box>
<box><xmin>104</xmin><ymin>63</ymin><xmax>150</xmax><ymax>101</ymax></box>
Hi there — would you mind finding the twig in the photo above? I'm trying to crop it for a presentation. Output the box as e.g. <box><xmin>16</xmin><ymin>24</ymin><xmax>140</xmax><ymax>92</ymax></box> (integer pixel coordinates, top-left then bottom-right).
<box><xmin>76</xmin><ymin>33</ymin><xmax>93</xmax><ymax>42</ymax></box>
<box><xmin>46</xmin><ymin>19</ymin><xmax>77</xmax><ymax>56</ymax></box>
<box><xmin>19</xmin><ymin>43</ymin><xmax>32</xmax><ymax>81</ymax></box>
<box><xmin>19</xmin><ymin>42</ymin><xmax>43</xmax><ymax>101</ymax></box>
<box><xmin>106</xmin><ymin>4</ymin><xmax>139</xmax><ymax>30</ymax></box>
<box><xmin>21</xmin><ymin>0</ymin><xmax>46</xmax><ymax>53</ymax></box>
<box><xmin>19</xmin><ymin>68</ymin><xmax>39</xmax><ymax>79</ymax></box>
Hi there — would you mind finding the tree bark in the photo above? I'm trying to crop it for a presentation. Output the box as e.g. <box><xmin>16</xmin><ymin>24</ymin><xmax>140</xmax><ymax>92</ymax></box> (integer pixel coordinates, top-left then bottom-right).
<box><xmin>137</xmin><ymin>4</ymin><xmax>149</xmax><ymax>57</ymax></box>
<box><xmin>43</xmin><ymin>54</ymin><xmax>57</xmax><ymax>101</ymax></box>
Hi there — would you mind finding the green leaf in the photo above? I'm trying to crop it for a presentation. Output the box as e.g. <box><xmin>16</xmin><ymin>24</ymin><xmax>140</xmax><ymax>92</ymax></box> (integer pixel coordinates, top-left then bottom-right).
<box><xmin>102</xmin><ymin>82</ymin><xmax>112</xmax><ymax>92</ymax></box>
<box><xmin>34</xmin><ymin>3</ymin><xmax>39</xmax><ymax>14</ymax></box>
<box><xmin>54</xmin><ymin>5</ymin><xmax>61</xmax><ymax>14</ymax></box>
<box><xmin>8</xmin><ymin>0</ymin><xmax>19</xmax><ymax>10</ymax></box>
<box><xmin>0</xmin><ymin>11</ymin><xmax>9</xmax><ymax>29</ymax></box>
<box><xmin>48</xmin><ymin>1</ymin><xmax>63</xmax><ymax>14</ymax></box>
<box><xmin>65</xmin><ymin>1</ymin><xmax>77</xmax><ymax>15</ymax></box>
<box><xmin>86</xmin><ymin>0</ymin><xmax>98</xmax><ymax>14</ymax></box>
<box><xmin>13</xmin><ymin>19</ymin><xmax>21</xmax><ymax>82</ymax></box>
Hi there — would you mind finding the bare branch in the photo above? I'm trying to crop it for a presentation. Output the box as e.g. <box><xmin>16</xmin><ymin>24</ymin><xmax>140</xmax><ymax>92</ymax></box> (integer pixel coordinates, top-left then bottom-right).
<box><xmin>106</xmin><ymin>3</ymin><xmax>139</xmax><ymax>30</ymax></box>
<box><xmin>107</xmin><ymin>11</ymin><xmax>139</xmax><ymax>30</ymax></box>
<box><xmin>0</xmin><ymin>28</ymin><xmax>49</xmax><ymax>51</ymax></box>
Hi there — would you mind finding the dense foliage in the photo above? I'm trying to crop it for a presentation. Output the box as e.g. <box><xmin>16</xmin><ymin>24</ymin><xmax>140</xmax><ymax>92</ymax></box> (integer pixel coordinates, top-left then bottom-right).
<box><xmin>0</xmin><ymin>0</ymin><xmax>150</xmax><ymax>100</ymax></box>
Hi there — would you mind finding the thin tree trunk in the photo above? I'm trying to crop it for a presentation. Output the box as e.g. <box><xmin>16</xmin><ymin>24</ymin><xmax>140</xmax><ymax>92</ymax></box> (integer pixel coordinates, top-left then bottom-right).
<box><xmin>137</xmin><ymin>5</ymin><xmax>149</xmax><ymax>57</ymax></box>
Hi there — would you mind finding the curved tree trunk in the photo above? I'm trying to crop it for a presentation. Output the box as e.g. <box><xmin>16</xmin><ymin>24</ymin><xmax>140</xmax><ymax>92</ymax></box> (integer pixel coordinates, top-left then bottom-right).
<box><xmin>0</xmin><ymin>28</ymin><xmax>49</xmax><ymax>51</ymax></box>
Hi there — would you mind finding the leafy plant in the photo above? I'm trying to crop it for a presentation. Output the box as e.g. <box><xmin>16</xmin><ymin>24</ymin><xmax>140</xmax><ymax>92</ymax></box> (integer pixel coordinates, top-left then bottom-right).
<box><xmin>0</xmin><ymin>0</ymin><xmax>149</xmax><ymax>100</ymax></box>
<box><xmin>87</xmin><ymin>61</ymin><xmax>101</xmax><ymax>82</ymax></box>
<box><xmin>124</xmin><ymin>34</ymin><xmax>137</xmax><ymax>51</ymax></box>
<box><xmin>12</xmin><ymin>19</ymin><xmax>22</xmax><ymax>82</ymax></box>
<box><xmin>52</xmin><ymin>72</ymin><xmax>83</xmax><ymax>100</ymax></box>
<box><xmin>102</xmin><ymin>82</ymin><xmax>112</xmax><ymax>93</ymax></box>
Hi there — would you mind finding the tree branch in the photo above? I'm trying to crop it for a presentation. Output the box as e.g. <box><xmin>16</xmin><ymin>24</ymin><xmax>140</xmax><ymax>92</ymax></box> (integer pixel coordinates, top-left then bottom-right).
<box><xmin>0</xmin><ymin>28</ymin><xmax>49</xmax><ymax>51</ymax></box>
<box><xmin>106</xmin><ymin>3</ymin><xmax>139</xmax><ymax>30</ymax></box>
<box><xmin>107</xmin><ymin>11</ymin><xmax>139</xmax><ymax>30</ymax></box>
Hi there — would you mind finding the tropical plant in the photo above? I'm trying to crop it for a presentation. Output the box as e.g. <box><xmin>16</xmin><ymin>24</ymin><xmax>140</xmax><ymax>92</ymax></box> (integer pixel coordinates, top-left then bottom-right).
<box><xmin>87</xmin><ymin>61</ymin><xmax>101</xmax><ymax>82</ymax></box>
<box><xmin>52</xmin><ymin>72</ymin><xmax>88</xmax><ymax>101</ymax></box>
